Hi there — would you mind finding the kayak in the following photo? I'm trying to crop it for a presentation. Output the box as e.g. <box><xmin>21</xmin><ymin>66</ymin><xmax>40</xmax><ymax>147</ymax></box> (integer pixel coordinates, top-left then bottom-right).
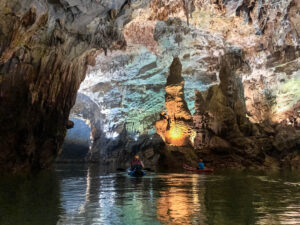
<box><xmin>127</xmin><ymin>168</ymin><xmax>146</xmax><ymax>177</ymax></box>
<box><xmin>183</xmin><ymin>164</ymin><xmax>214</xmax><ymax>173</ymax></box>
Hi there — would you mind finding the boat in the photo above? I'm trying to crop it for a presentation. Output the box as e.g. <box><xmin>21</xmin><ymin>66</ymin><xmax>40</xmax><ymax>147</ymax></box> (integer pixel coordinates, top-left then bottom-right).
<box><xmin>127</xmin><ymin>168</ymin><xmax>146</xmax><ymax>177</ymax></box>
<box><xmin>183</xmin><ymin>164</ymin><xmax>214</xmax><ymax>173</ymax></box>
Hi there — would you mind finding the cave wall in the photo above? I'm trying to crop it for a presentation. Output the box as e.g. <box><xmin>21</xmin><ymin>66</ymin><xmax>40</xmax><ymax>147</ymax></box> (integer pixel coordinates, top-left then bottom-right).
<box><xmin>0</xmin><ymin>0</ymin><xmax>130</xmax><ymax>172</ymax></box>
<box><xmin>154</xmin><ymin>53</ymin><xmax>300</xmax><ymax>169</ymax></box>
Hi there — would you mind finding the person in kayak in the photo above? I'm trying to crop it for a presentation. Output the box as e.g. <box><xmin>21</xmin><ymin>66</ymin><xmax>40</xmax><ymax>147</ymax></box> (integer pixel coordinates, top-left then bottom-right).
<box><xmin>197</xmin><ymin>159</ymin><xmax>205</xmax><ymax>170</ymax></box>
<box><xmin>131</xmin><ymin>155</ymin><xmax>144</xmax><ymax>171</ymax></box>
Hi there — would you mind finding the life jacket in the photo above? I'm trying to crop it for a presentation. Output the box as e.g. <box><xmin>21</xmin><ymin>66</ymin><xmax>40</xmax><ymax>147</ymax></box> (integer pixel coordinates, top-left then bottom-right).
<box><xmin>198</xmin><ymin>162</ymin><xmax>205</xmax><ymax>170</ymax></box>
<box><xmin>131</xmin><ymin>159</ymin><xmax>142</xmax><ymax>166</ymax></box>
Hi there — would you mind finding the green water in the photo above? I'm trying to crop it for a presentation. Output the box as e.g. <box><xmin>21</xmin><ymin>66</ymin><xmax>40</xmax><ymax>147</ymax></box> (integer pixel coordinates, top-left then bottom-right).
<box><xmin>1</xmin><ymin>164</ymin><xmax>300</xmax><ymax>225</ymax></box>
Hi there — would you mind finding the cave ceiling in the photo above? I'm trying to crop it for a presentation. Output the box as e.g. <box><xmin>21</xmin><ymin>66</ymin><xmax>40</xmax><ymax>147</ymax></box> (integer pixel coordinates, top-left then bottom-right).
<box><xmin>74</xmin><ymin>0</ymin><xmax>300</xmax><ymax>139</ymax></box>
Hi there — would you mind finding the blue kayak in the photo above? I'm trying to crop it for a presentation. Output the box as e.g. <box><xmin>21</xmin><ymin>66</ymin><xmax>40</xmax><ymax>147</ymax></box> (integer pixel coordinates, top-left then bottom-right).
<box><xmin>128</xmin><ymin>168</ymin><xmax>146</xmax><ymax>177</ymax></box>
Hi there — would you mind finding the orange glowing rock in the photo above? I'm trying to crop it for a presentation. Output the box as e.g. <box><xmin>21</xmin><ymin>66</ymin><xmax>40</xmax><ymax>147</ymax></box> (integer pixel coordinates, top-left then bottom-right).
<box><xmin>166</xmin><ymin>122</ymin><xmax>191</xmax><ymax>146</ymax></box>
<box><xmin>156</xmin><ymin>119</ymin><xmax>192</xmax><ymax>147</ymax></box>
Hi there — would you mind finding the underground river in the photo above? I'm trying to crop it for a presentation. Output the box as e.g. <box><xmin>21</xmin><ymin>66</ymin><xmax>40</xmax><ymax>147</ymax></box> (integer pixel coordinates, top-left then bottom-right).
<box><xmin>1</xmin><ymin>164</ymin><xmax>300</xmax><ymax>225</ymax></box>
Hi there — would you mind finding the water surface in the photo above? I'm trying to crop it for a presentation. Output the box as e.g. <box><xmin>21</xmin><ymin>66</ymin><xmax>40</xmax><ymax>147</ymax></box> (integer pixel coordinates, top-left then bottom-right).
<box><xmin>1</xmin><ymin>164</ymin><xmax>300</xmax><ymax>225</ymax></box>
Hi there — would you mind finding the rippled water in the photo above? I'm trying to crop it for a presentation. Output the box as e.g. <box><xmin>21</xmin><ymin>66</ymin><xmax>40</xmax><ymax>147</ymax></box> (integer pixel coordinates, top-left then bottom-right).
<box><xmin>1</xmin><ymin>164</ymin><xmax>300</xmax><ymax>225</ymax></box>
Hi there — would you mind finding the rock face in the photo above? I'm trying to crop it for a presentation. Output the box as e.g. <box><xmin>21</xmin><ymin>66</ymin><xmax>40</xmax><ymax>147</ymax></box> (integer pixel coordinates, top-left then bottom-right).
<box><xmin>0</xmin><ymin>0</ymin><xmax>299</xmax><ymax>172</ymax></box>
<box><xmin>194</xmin><ymin>51</ymin><xmax>251</xmax><ymax>146</ymax></box>
<box><xmin>193</xmin><ymin>51</ymin><xmax>262</xmax><ymax>160</ymax></box>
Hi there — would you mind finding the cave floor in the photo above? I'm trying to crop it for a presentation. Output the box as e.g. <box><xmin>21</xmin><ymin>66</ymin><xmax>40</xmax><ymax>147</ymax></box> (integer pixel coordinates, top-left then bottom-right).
<box><xmin>1</xmin><ymin>164</ymin><xmax>300</xmax><ymax>225</ymax></box>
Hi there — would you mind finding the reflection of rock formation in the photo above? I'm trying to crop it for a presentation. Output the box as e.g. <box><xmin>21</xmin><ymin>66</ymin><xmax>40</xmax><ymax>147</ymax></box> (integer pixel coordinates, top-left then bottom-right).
<box><xmin>156</xmin><ymin>58</ymin><xmax>195</xmax><ymax>146</ymax></box>
<box><xmin>157</xmin><ymin>175</ymin><xmax>206</xmax><ymax>224</ymax></box>
<box><xmin>157</xmin><ymin>187</ymin><xmax>194</xmax><ymax>224</ymax></box>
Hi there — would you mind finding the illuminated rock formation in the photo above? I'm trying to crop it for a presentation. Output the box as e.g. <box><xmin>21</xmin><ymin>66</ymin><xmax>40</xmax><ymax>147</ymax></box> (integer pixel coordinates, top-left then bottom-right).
<box><xmin>156</xmin><ymin>58</ymin><xmax>195</xmax><ymax>146</ymax></box>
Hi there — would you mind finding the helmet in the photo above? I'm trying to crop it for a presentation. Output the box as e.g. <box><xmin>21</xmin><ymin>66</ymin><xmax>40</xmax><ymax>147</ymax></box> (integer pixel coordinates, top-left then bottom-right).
<box><xmin>135</xmin><ymin>155</ymin><xmax>139</xmax><ymax>159</ymax></box>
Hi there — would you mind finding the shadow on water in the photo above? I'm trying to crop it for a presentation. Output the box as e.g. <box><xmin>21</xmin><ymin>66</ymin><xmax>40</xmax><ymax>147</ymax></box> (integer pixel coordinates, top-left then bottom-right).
<box><xmin>0</xmin><ymin>170</ymin><xmax>61</xmax><ymax>225</ymax></box>
<box><xmin>205</xmin><ymin>171</ymin><xmax>258</xmax><ymax>225</ymax></box>
<box><xmin>1</xmin><ymin>165</ymin><xmax>300</xmax><ymax>225</ymax></box>
<box><xmin>205</xmin><ymin>170</ymin><xmax>300</xmax><ymax>225</ymax></box>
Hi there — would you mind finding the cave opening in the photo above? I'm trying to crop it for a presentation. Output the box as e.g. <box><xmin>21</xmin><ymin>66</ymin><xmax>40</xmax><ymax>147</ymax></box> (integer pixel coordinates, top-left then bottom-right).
<box><xmin>58</xmin><ymin>118</ymin><xmax>92</xmax><ymax>162</ymax></box>
<box><xmin>63</xmin><ymin>50</ymin><xmax>167</xmax><ymax>168</ymax></box>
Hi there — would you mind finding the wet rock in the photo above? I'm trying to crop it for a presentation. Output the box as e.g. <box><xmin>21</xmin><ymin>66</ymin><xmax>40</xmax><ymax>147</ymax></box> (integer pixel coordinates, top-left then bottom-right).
<box><xmin>90</xmin><ymin>131</ymin><xmax>165</xmax><ymax>171</ymax></box>
<box><xmin>272</xmin><ymin>125</ymin><xmax>299</xmax><ymax>153</ymax></box>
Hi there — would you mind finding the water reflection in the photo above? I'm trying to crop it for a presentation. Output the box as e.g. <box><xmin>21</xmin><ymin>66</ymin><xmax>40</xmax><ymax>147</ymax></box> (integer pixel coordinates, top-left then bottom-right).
<box><xmin>57</xmin><ymin>165</ymin><xmax>161</xmax><ymax>225</ymax></box>
<box><xmin>156</xmin><ymin>174</ymin><xmax>207</xmax><ymax>224</ymax></box>
<box><xmin>253</xmin><ymin>173</ymin><xmax>300</xmax><ymax>225</ymax></box>
<box><xmin>1</xmin><ymin>166</ymin><xmax>300</xmax><ymax>225</ymax></box>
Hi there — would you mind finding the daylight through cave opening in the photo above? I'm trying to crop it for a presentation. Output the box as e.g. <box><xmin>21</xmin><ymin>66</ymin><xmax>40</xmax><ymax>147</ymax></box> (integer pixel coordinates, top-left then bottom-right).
<box><xmin>59</xmin><ymin>118</ymin><xmax>92</xmax><ymax>162</ymax></box>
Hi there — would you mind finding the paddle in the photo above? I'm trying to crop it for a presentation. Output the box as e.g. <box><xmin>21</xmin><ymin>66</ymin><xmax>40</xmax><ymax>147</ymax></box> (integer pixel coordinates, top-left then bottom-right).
<box><xmin>144</xmin><ymin>168</ymin><xmax>154</xmax><ymax>172</ymax></box>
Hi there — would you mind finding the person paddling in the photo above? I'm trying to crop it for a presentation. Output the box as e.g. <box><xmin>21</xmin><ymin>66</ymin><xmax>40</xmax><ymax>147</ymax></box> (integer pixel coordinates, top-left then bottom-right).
<box><xmin>198</xmin><ymin>159</ymin><xmax>205</xmax><ymax>170</ymax></box>
<box><xmin>131</xmin><ymin>155</ymin><xmax>144</xmax><ymax>171</ymax></box>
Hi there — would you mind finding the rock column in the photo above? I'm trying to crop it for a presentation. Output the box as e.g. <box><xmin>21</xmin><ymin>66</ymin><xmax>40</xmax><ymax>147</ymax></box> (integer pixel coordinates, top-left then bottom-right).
<box><xmin>155</xmin><ymin>57</ymin><xmax>195</xmax><ymax>146</ymax></box>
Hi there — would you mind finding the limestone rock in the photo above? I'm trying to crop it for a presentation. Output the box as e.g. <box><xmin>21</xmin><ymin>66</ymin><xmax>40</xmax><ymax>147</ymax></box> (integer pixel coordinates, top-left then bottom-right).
<box><xmin>156</xmin><ymin>58</ymin><xmax>195</xmax><ymax>147</ymax></box>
